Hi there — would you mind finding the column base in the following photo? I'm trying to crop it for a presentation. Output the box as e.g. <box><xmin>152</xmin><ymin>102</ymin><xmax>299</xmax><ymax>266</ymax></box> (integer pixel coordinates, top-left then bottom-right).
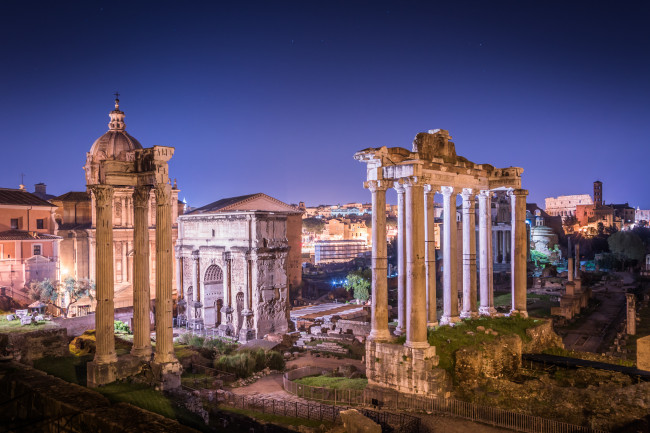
<box><xmin>150</xmin><ymin>360</ymin><xmax>182</xmax><ymax>391</ymax></box>
<box><xmin>439</xmin><ymin>315</ymin><xmax>460</xmax><ymax>326</ymax></box>
<box><xmin>239</xmin><ymin>327</ymin><xmax>255</xmax><ymax>343</ymax></box>
<box><xmin>404</xmin><ymin>340</ymin><xmax>430</xmax><ymax>349</ymax></box>
<box><xmin>87</xmin><ymin>361</ymin><xmax>116</xmax><ymax>387</ymax></box>
<box><xmin>427</xmin><ymin>321</ymin><xmax>439</xmax><ymax>328</ymax></box>
<box><xmin>368</xmin><ymin>329</ymin><xmax>392</xmax><ymax>342</ymax></box>
<box><xmin>217</xmin><ymin>322</ymin><xmax>235</xmax><ymax>337</ymax></box>
<box><xmin>460</xmin><ymin>311</ymin><xmax>480</xmax><ymax>319</ymax></box>
<box><xmin>508</xmin><ymin>309</ymin><xmax>528</xmax><ymax>318</ymax></box>
<box><xmin>394</xmin><ymin>325</ymin><xmax>405</xmax><ymax>336</ymax></box>
<box><xmin>130</xmin><ymin>345</ymin><xmax>152</xmax><ymax>360</ymax></box>
<box><xmin>479</xmin><ymin>306</ymin><xmax>497</xmax><ymax>317</ymax></box>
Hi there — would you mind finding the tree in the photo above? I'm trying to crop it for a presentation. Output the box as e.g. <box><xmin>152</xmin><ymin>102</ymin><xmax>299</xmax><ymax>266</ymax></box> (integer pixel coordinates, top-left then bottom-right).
<box><xmin>563</xmin><ymin>215</ymin><xmax>578</xmax><ymax>234</ymax></box>
<box><xmin>607</xmin><ymin>231</ymin><xmax>645</xmax><ymax>269</ymax></box>
<box><xmin>302</xmin><ymin>217</ymin><xmax>326</xmax><ymax>234</ymax></box>
<box><xmin>30</xmin><ymin>277</ymin><xmax>95</xmax><ymax>317</ymax></box>
<box><xmin>343</xmin><ymin>269</ymin><xmax>371</xmax><ymax>302</ymax></box>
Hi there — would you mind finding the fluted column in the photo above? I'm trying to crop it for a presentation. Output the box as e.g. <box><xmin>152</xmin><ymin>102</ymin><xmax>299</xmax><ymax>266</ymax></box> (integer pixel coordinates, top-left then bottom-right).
<box><xmin>478</xmin><ymin>190</ymin><xmax>495</xmax><ymax>316</ymax></box>
<box><xmin>394</xmin><ymin>182</ymin><xmax>406</xmax><ymax>336</ymax></box>
<box><xmin>509</xmin><ymin>189</ymin><xmax>528</xmax><ymax>317</ymax></box>
<box><xmin>175</xmin><ymin>254</ymin><xmax>183</xmax><ymax>301</ymax></box>
<box><xmin>424</xmin><ymin>184</ymin><xmax>438</xmax><ymax>326</ymax></box>
<box><xmin>221</xmin><ymin>252</ymin><xmax>232</xmax><ymax>327</ymax></box>
<box><xmin>153</xmin><ymin>183</ymin><xmax>177</xmax><ymax>364</ymax></box>
<box><xmin>91</xmin><ymin>185</ymin><xmax>117</xmax><ymax>364</ymax></box>
<box><xmin>121</xmin><ymin>241</ymin><xmax>127</xmax><ymax>283</ymax></box>
<box><xmin>192</xmin><ymin>252</ymin><xmax>200</xmax><ymax>304</ymax></box>
<box><xmin>440</xmin><ymin>186</ymin><xmax>460</xmax><ymax>325</ymax></box>
<box><xmin>404</xmin><ymin>177</ymin><xmax>428</xmax><ymax>348</ymax></box>
<box><xmin>461</xmin><ymin>189</ymin><xmax>478</xmax><ymax>318</ymax></box>
<box><xmin>366</xmin><ymin>179</ymin><xmax>391</xmax><ymax>341</ymax></box>
<box><xmin>131</xmin><ymin>185</ymin><xmax>152</xmax><ymax>359</ymax></box>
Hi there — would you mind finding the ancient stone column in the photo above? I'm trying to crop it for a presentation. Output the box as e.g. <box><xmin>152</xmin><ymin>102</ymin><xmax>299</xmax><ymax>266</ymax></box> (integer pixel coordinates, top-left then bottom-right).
<box><xmin>394</xmin><ymin>182</ymin><xmax>407</xmax><ymax>336</ymax></box>
<box><xmin>121</xmin><ymin>241</ymin><xmax>127</xmax><ymax>283</ymax></box>
<box><xmin>575</xmin><ymin>243</ymin><xmax>581</xmax><ymax>278</ymax></box>
<box><xmin>567</xmin><ymin>257</ymin><xmax>574</xmax><ymax>282</ymax></box>
<box><xmin>192</xmin><ymin>251</ymin><xmax>200</xmax><ymax>304</ymax></box>
<box><xmin>91</xmin><ymin>185</ymin><xmax>117</xmax><ymax>365</ymax></box>
<box><xmin>404</xmin><ymin>177</ymin><xmax>428</xmax><ymax>347</ymax></box>
<box><xmin>240</xmin><ymin>251</ymin><xmax>254</xmax><ymax>341</ymax></box>
<box><xmin>478</xmin><ymin>190</ymin><xmax>495</xmax><ymax>316</ymax></box>
<box><xmin>627</xmin><ymin>293</ymin><xmax>636</xmax><ymax>335</ymax></box>
<box><xmin>153</xmin><ymin>183</ymin><xmax>177</xmax><ymax>364</ymax></box>
<box><xmin>424</xmin><ymin>184</ymin><xmax>438</xmax><ymax>326</ymax></box>
<box><xmin>509</xmin><ymin>189</ymin><xmax>528</xmax><ymax>317</ymax></box>
<box><xmin>219</xmin><ymin>252</ymin><xmax>233</xmax><ymax>335</ymax></box>
<box><xmin>367</xmin><ymin>179</ymin><xmax>391</xmax><ymax>341</ymax></box>
<box><xmin>131</xmin><ymin>185</ymin><xmax>152</xmax><ymax>359</ymax></box>
<box><xmin>461</xmin><ymin>189</ymin><xmax>478</xmax><ymax>318</ymax></box>
<box><xmin>175</xmin><ymin>254</ymin><xmax>183</xmax><ymax>300</ymax></box>
<box><xmin>441</xmin><ymin>186</ymin><xmax>460</xmax><ymax>325</ymax></box>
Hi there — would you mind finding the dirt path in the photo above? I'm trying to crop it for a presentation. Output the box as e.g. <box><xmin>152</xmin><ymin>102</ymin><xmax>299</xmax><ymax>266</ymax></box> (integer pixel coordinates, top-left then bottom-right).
<box><xmin>562</xmin><ymin>272</ymin><xmax>632</xmax><ymax>352</ymax></box>
<box><xmin>230</xmin><ymin>352</ymin><xmax>514</xmax><ymax>432</ymax></box>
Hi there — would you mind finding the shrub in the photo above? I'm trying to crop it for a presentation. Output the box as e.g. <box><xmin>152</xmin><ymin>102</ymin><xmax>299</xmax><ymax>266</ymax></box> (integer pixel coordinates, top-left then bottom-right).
<box><xmin>114</xmin><ymin>320</ymin><xmax>131</xmax><ymax>334</ymax></box>
<box><xmin>214</xmin><ymin>348</ymin><xmax>286</xmax><ymax>378</ymax></box>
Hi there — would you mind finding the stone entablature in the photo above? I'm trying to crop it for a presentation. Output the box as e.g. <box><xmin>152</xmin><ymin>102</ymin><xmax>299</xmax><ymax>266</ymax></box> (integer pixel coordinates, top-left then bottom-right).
<box><xmin>177</xmin><ymin>210</ymin><xmax>292</xmax><ymax>341</ymax></box>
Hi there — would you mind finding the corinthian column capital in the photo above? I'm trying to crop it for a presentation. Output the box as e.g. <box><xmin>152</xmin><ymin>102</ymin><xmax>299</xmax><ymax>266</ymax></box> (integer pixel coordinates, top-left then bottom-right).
<box><xmin>133</xmin><ymin>185</ymin><xmax>152</xmax><ymax>208</ymax></box>
<box><xmin>440</xmin><ymin>185</ymin><xmax>455</xmax><ymax>197</ymax></box>
<box><xmin>364</xmin><ymin>179</ymin><xmax>393</xmax><ymax>192</ymax></box>
<box><xmin>424</xmin><ymin>184</ymin><xmax>438</xmax><ymax>194</ymax></box>
<box><xmin>154</xmin><ymin>183</ymin><xmax>172</xmax><ymax>205</ymax></box>
<box><xmin>508</xmin><ymin>188</ymin><xmax>529</xmax><ymax>198</ymax></box>
<box><xmin>91</xmin><ymin>185</ymin><xmax>114</xmax><ymax>207</ymax></box>
<box><xmin>401</xmin><ymin>176</ymin><xmax>423</xmax><ymax>189</ymax></box>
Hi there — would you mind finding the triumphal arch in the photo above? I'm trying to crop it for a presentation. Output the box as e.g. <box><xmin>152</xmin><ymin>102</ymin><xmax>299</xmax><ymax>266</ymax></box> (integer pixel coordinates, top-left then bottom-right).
<box><xmin>355</xmin><ymin>129</ymin><xmax>527</xmax><ymax>395</ymax></box>
<box><xmin>85</xmin><ymin>98</ymin><xmax>181</xmax><ymax>389</ymax></box>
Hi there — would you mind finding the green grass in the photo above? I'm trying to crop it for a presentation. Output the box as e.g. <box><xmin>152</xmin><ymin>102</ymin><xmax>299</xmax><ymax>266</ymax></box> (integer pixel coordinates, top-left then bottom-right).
<box><xmin>622</xmin><ymin>297</ymin><xmax>650</xmax><ymax>359</ymax></box>
<box><xmin>181</xmin><ymin>372</ymin><xmax>213</xmax><ymax>388</ymax></box>
<box><xmin>33</xmin><ymin>354</ymin><xmax>93</xmax><ymax>385</ymax></box>
<box><xmin>0</xmin><ymin>314</ymin><xmax>57</xmax><ymax>332</ymax></box>
<box><xmin>293</xmin><ymin>375</ymin><xmax>368</xmax><ymax>390</ymax></box>
<box><xmin>219</xmin><ymin>406</ymin><xmax>335</xmax><ymax>429</ymax></box>
<box><xmin>396</xmin><ymin>316</ymin><xmax>541</xmax><ymax>372</ymax></box>
<box><xmin>98</xmin><ymin>382</ymin><xmax>176</xmax><ymax>417</ymax></box>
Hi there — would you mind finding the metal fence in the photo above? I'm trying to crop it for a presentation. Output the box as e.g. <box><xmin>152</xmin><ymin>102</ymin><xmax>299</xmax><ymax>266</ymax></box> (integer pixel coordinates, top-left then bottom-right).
<box><xmin>218</xmin><ymin>392</ymin><xmax>420</xmax><ymax>433</ymax></box>
<box><xmin>283</xmin><ymin>367</ymin><xmax>607</xmax><ymax>433</ymax></box>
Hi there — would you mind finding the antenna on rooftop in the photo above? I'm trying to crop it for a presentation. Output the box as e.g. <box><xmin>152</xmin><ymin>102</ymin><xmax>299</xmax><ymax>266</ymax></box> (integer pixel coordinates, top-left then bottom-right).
<box><xmin>19</xmin><ymin>173</ymin><xmax>25</xmax><ymax>190</ymax></box>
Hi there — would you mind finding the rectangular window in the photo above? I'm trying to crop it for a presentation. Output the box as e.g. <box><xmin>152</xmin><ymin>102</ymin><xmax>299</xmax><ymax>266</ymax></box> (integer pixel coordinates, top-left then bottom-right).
<box><xmin>36</xmin><ymin>219</ymin><xmax>44</xmax><ymax>229</ymax></box>
<box><xmin>33</xmin><ymin>244</ymin><xmax>42</xmax><ymax>256</ymax></box>
<box><xmin>10</xmin><ymin>219</ymin><xmax>18</xmax><ymax>229</ymax></box>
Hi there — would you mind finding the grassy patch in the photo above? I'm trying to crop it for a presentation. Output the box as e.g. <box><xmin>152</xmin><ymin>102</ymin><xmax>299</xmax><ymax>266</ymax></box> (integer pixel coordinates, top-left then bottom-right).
<box><xmin>219</xmin><ymin>406</ymin><xmax>334</xmax><ymax>429</ymax></box>
<box><xmin>294</xmin><ymin>375</ymin><xmax>367</xmax><ymax>390</ymax></box>
<box><xmin>33</xmin><ymin>354</ymin><xmax>92</xmax><ymax>385</ymax></box>
<box><xmin>542</xmin><ymin>347</ymin><xmax>636</xmax><ymax>367</ymax></box>
<box><xmin>181</xmin><ymin>372</ymin><xmax>213</xmax><ymax>388</ymax></box>
<box><xmin>0</xmin><ymin>314</ymin><xmax>57</xmax><ymax>333</ymax></box>
<box><xmin>396</xmin><ymin>316</ymin><xmax>540</xmax><ymax>372</ymax></box>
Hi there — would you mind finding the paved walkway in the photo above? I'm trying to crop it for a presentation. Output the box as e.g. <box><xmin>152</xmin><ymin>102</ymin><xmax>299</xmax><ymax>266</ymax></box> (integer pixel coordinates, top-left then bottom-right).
<box><xmin>562</xmin><ymin>272</ymin><xmax>632</xmax><ymax>352</ymax></box>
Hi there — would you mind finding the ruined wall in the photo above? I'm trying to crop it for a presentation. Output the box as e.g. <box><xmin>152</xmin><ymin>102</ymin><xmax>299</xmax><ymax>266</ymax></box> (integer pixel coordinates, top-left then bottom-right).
<box><xmin>337</xmin><ymin>319</ymin><xmax>371</xmax><ymax>336</ymax></box>
<box><xmin>366</xmin><ymin>341</ymin><xmax>449</xmax><ymax>396</ymax></box>
<box><xmin>0</xmin><ymin>362</ymin><xmax>197</xmax><ymax>432</ymax></box>
<box><xmin>455</xmin><ymin>335</ymin><xmax>522</xmax><ymax>386</ymax></box>
<box><xmin>0</xmin><ymin>327</ymin><xmax>68</xmax><ymax>365</ymax></box>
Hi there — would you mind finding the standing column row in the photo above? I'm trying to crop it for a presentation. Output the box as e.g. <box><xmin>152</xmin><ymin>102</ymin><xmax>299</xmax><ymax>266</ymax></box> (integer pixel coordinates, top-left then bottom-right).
<box><xmin>131</xmin><ymin>185</ymin><xmax>152</xmax><ymax>359</ymax></box>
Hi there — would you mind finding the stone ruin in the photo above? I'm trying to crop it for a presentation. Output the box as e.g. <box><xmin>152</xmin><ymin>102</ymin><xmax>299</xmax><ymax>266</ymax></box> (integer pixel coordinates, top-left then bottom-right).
<box><xmin>354</xmin><ymin>129</ymin><xmax>528</xmax><ymax>395</ymax></box>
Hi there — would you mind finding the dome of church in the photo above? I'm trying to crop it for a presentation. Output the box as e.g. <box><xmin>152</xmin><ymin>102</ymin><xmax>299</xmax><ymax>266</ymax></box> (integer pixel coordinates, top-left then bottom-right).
<box><xmin>88</xmin><ymin>98</ymin><xmax>142</xmax><ymax>161</ymax></box>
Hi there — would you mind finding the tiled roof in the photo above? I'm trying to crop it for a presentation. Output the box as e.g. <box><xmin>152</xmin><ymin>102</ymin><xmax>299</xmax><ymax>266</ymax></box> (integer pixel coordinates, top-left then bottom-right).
<box><xmin>0</xmin><ymin>188</ymin><xmax>56</xmax><ymax>207</ymax></box>
<box><xmin>0</xmin><ymin>230</ymin><xmax>62</xmax><ymax>240</ymax></box>
<box><xmin>188</xmin><ymin>193</ymin><xmax>301</xmax><ymax>215</ymax></box>
<box><xmin>52</xmin><ymin>191</ymin><xmax>90</xmax><ymax>202</ymax></box>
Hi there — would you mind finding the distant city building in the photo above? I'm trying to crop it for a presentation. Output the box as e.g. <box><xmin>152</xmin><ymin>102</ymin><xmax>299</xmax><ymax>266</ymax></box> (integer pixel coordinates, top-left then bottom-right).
<box><xmin>0</xmin><ymin>187</ymin><xmax>61</xmax><ymax>294</ymax></box>
<box><xmin>636</xmin><ymin>208</ymin><xmax>650</xmax><ymax>223</ymax></box>
<box><xmin>544</xmin><ymin>194</ymin><xmax>593</xmax><ymax>220</ymax></box>
<box><xmin>314</xmin><ymin>240</ymin><xmax>369</xmax><ymax>264</ymax></box>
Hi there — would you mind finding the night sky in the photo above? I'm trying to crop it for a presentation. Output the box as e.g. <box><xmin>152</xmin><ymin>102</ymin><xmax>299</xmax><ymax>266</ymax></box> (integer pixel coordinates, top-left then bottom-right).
<box><xmin>1</xmin><ymin>1</ymin><xmax>649</xmax><ymax>209</ymax></box>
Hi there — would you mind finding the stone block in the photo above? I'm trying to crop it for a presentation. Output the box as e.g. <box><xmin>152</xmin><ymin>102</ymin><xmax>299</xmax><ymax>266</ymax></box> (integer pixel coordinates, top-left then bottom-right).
<box><xmin>638</xmin><ymin>336</ymin><xmax>650</xmax><ymax>372</ymax></box>
<box><xmin>340</xmin><ymin>409</ymin><xmax>381</xmax><ymax>433</ymax></box>
<box><xmin>20</xmin><ymin>316</ymin><xmax>33</xmax><ymax>326</ymax></box>
<box><xmin>5</xmin><ymin>314</ymin><xmax>15</xmax><ymax>321</ymax></box>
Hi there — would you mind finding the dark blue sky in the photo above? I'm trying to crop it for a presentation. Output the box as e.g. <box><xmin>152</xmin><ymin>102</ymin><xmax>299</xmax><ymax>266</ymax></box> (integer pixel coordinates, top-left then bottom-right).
<box><xmin>1</xmin><ymin>1</ymin><xmax>649</xmax><ymax>208</ymax></box>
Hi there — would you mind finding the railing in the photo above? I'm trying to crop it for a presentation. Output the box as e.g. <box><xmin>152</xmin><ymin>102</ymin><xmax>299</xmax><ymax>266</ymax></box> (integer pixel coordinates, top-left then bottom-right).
<box><xmin>218</xmin><ymin>392</ymin><xmax>420</xmax><ymax>432</ymax></box>
<box><xmin>283</xmin><ymin>367</ymin><xmax>607</xmax><ymax>433</ymax></box>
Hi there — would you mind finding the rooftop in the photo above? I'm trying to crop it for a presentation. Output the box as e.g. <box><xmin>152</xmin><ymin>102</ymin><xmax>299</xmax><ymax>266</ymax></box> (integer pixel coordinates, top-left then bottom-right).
<box><xmin>0</xmin><ymin>188</ymin><xmax>56</xmax><ymax>207</ymax></box>
<box><xmin>0</xmin><ymin>230</ymin><xmax>62</xmax><ymax>240</ymax></box>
